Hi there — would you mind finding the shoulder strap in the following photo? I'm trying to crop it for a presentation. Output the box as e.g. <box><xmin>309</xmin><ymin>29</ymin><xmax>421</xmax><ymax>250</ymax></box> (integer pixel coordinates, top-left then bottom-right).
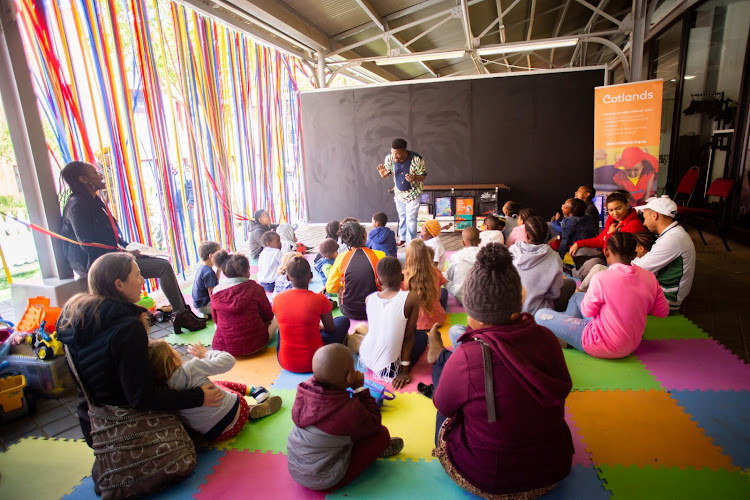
<box><xmin>65</xmin><ymin>346</ymin><xmax>96</xmax><ymax>407</ymax></box>
<box><xmin>476</xmin><ymin>340</ymin><xmax>497</xmax><ymax>423</ymax></box>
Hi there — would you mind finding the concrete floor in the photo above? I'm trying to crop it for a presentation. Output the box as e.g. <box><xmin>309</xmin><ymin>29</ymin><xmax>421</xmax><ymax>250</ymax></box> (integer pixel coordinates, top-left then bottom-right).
<box><xmin>0</xmin><ymin>224</ymin><xmax>746</xmax><ymax>452</ymax></box>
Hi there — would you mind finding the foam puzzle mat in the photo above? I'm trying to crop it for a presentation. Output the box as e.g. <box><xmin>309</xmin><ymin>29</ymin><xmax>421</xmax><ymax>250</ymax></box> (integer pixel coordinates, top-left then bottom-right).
<box><xmin>9</xmin><ymin>261</ymin><xmax>750</xmax><ymax>499</ymax></box>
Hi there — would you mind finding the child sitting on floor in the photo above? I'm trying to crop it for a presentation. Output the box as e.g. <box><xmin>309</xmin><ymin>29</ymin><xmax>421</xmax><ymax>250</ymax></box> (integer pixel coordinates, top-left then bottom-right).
<box><xmin>287</xmin><ymin>344</ymin><xmax>403</xmax><ymax>491</ymax></box>
<box><xmin>358</xmin><ymin>257</ymin><xmax>422</xmax><ymax>389</ymax></box>
<box><xmin>274</xmin><ymin>252</ymin><xmax>303</xmax><ymax>298</ymax></box>
<box><xmin>314</xmin><ymin>238</ymin><xmax>339</xmax><ymax>284</ymax></box>
<box><xmin>366</xmin><ymin>212</ymin><xmax>398</xmax><ymax>257</ymax></box>
<box><xmin>505</xmin><ymin>208</ymin><xmax>535</xmax><ymax>247</ymax></box>
<box><xmin>404</xmin><ymin>239</ymin><xmax>448</xmax><ymax>331</ymax></box>
<box><xmin>148</xmin><ymin>340</ymin><xmax>282</xmax><ymax>442</ymax></box>
<box><xmin>535</xmin><ymin>232</ymin><xmax>669</xmax><ymax>358</ymax></box>
<box><xmin>315</xmin><ymin>221</ymin><xmax>341</xmax><ymax>262</ymax></box>
<box><xmin>250</xmin><ymin>209</ymin><xmax>278</xmax><ymax>261</ymax></box>
<box><xmin>211</xmin><ymin>251</ymin><xmax>278</xmax><ymax>356</ymax></box>
<box><xmin>338</xmin><ymin>217</ymin><xmax>360</xmax><ymax>253</ymax></box>
<box><xmin>192</xmin><ymin>241</ymin><xmax>221</xmax><ymax>318</ymax></box>
<box><xmin>277</xmin><ymin>224</ymin><xmax>303</xmax><ymax>255</ymax></box>
<box><xmin>510</xmin><ymin>216</ymin><xmax>572</xmax><ymax>315</ymax></box>
<box><xmin>479</xmin><ymin>215</ymin><xmax>505</xmax><ymax>247</ymax></box>
<box><xmin>274</xmin><ymin>255</ymin><xmax>351</xmax><ymax>373</ymax></box>
<box><xmin>326</xmin><ymin>222</ymin><xmax>385</xmax><ymax>321</ymax></box>
<box><xmin>500</xmin><ymin>200</ymin><xmax>520</xmax><ymax>241</ymax></box>
<box><xmin>257</xmin><ymin>231</ymin><xmax>283</xmax><ymax>292</ymax></box>
<box><xmin>553</xmin><ymin>198</ymin><xmax>597</xmax><ymax>259</ymax></box>
<box><xmin>420</xmin><ymin>219</ymin><xmax>447</xmax><ymax>270</ymax></box>
<box><xmin>445</xmin><ymin>228</ymin><xmax>481</xmax><ymax>305</ymax></box>
<box><xmin>578</xmin><ymin>230</ymin><xmax>657</xmax><ymax>293</ymax></box>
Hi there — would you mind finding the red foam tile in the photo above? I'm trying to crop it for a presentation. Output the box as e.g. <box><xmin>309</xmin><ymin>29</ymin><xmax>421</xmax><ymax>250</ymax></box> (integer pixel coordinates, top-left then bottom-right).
<box><xmin>197</xmin><ymin>450</ymin><xmax>325</xmax><ymax>499</ymax></box>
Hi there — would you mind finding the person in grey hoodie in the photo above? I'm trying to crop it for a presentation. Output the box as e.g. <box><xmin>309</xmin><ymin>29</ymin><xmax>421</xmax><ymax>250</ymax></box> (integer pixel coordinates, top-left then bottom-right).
<box><xmin>249</xmin><ymin>209</ymin><xmax>278</xmax><ymax>260</ymax></box>
<box><xmin>444</xmin><ymin>227</ymin><xmax>481</xmax><ymax>305</ymax></box>
<box><xmin>287</xmin><ymin>344</ymin><xmax>403</xmax><ymax>491</ymax></box>
<box><xmin>509</xmin><ymin>216</ymin><xmax>569</xmax><ymax>315</ymax></box>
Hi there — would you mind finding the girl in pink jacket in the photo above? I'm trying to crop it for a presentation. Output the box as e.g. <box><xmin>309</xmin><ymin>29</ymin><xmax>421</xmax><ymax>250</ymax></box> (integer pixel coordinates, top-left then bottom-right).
<box><xmin>535</xmin><ymin>232</ymin><xmax>669</xmax><ymax>359</ymax></box>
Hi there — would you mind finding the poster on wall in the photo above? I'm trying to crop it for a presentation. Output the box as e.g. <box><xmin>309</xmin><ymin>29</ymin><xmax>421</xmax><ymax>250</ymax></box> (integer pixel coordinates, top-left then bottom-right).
<box><xmin>593</xmin><ymin>80</ymin><xmax>663</xmax><ymax>205</ymax></box>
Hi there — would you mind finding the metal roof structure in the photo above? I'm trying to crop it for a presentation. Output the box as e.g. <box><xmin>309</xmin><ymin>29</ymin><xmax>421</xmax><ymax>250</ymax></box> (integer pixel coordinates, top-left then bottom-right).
<box><xmin>142</xmin><ymin>1</ymin><xmax>694</xmax><ymax>85</ymax></box>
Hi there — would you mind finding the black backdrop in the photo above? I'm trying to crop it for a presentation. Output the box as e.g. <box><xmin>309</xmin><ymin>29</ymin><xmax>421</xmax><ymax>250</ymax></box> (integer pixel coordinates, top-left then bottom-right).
<box><xmin>300</xmin><ymin>68</ymin><xmax>605</xmax><ymax>223</ymax></box>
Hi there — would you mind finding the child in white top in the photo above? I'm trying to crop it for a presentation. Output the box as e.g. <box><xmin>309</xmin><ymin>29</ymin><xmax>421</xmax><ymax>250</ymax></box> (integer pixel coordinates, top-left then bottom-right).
<box><xmin>420</xmin><ymin>219</ymin><xmax>447</xmax><ymax>270</ymax></box>
<box><xmin>273</xmin><ymin>251</ymin><xmax>303</xmax><ymax>299</ymax></box>
<box><xmin>445</xmin><ymin>228</ymin><xmax>481</xmax><ymax>305</ymax></box>
<box><xmin>479</xmin><ymin>215</ymin><xmax>505</xmax><ymax>247</ymax></box>
<box><xmin>358</xmin><ymin>257</ymin><xmax>422</xmax><ymax>389</ymax></box>
<box><xmin>257</xmin><ymin>231</ymin><xmax>282</xmax><ymax>292</ymax></box>
<box><xmin>276</xmin><ymin>224</ymin><xmax>298</xmax><ymax>255</ymax></box>
<box><xmin>148</xmin><ymin>340</ymin><xmax>281</xmax><ymax>442</ymax></box>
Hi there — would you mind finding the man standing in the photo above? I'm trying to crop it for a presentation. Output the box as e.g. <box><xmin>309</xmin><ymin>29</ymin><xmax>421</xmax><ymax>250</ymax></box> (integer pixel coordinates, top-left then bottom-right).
<box><xmin>376</xmin><ymin>138</ymin><xmax>427</xmax><ymax>244</ymax></box>
<box><xmin>633</xmin><ymin>195</ymin><xmax>696</xmax><ymax>311</ymax></box>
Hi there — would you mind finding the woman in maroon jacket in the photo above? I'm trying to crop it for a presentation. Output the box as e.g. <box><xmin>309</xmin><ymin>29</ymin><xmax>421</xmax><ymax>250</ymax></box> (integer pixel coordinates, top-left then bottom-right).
<box><xmin>426</xmin><ymin>243</ymin><xmax>573</xmax><ymax>498</ymax></box>
<box><xmin>211</xmin><ymin>251</ymin><xmax>277</xmax><ymax>356</ymax></box>
<box><xmin>569</xmin><ymin>191</ymin><xmax>647</xmax><ymax>279</ymax></box>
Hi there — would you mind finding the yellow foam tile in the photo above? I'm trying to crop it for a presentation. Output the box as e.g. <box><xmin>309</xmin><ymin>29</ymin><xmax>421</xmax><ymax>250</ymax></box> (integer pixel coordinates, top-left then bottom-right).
<box><xmin>210</xmin><ymin>347</ymin><xmax>283</xmax><ymax>389</ymax></box>
<box><xmin>380</xmin><ymin>392</ymin><xmax>438</xmax><ymax>462</ymax></box>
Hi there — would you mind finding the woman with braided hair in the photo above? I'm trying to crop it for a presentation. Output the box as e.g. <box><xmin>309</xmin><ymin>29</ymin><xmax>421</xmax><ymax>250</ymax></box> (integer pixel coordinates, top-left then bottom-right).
<box><xmin>535</xmin><ymin>232</ymin><xmax>669</xmax><ymax>359</ymax></box>
<box><xmin>325</xmin><ymin>222</ymin><xmax>385</xmax><ymax>320</ymax></box>
<box><xmin>425</xmin><ymin>243</ymin><xmax>573</xmax><ymax>498</ymax></box>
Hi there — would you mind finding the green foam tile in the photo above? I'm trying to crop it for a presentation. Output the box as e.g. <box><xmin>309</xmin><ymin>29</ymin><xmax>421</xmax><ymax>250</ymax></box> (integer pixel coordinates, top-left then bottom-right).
<box><xmin>563</xmin><ymin>349</ymin><xmax>662</xmax><ymax>391</ymax></box>
<box><xmin>220</xmin><ymin>388</ymin><xmax>297</xmax><ymax>453</ymax></box>
<box><xmin>163</xmin><ymin>320</ymin><xmax>216</xmax><ymax>346</ymax></box>
<box><xmin>0</xmin><ymin>438</ymin><xmax>95</xmax><ymax>499</ymax></box>
<box><xmin>597</xmin><ymin>465</ymin><xmax>750</xmax><ymax>499</ymax></box>
<box><xmin>643</xmin><ymin>314</ymin><xmax>710</xmax><ymax>340</ymax></box>
<box><xmin>332</xmin><ymin>307</ymin><xmax>342</xmax><ymax>318</ymax></box>
<box><xmin>446</xmin><ymin>312</ymin><xmax>468</xmax><ymax>326</ymax></box>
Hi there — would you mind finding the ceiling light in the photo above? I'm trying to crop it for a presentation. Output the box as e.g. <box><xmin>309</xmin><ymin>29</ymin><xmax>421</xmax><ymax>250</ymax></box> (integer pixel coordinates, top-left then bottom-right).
<box><xmin>477</xmin><ymin>39</ymin><xmax>578</xmax><ymax>56</ymax></box>
<box><xmin>375</xmin><ymin>51</ymin><xmax>466</xmax><ymax>65</ymax></box>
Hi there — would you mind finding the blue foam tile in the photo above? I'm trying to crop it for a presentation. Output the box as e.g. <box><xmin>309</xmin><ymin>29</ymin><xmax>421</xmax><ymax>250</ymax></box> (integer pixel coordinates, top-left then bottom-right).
<box><xmin>540</xmin><ymin>466</ymin><xmax>610</xmax><ymax>499</ymax></box>
<box><xmin>64</xmin><ymin>449</ymin><xmax>227</xmax><ymax>500</ymax></box>
<box><xmin>271</xmin><ymin>369</ymin><xmax>312</xmax><ymax>390</ymax></box>
<box><xmin>669</xmin><ymin>390</ymin><xmax>750</xmax><ymax>468</ymax></box>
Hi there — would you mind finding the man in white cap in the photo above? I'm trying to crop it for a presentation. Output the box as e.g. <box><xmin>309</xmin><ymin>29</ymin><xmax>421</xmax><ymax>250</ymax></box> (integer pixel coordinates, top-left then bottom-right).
<box><xmin>633</xmin><ymin>196</ymin><xmax>696</xmax><ymax>311</ymax></box>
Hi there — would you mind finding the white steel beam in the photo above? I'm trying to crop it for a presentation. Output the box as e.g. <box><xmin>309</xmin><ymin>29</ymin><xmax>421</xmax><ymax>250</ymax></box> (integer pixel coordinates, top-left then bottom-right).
<box><xmin>354</xmin><ymin>0</ymin><xmax>385</xmax><ymax>31</ymax></box>
<box><xmin>569</xmin><ymin>0</ymin><xmax>610</xmax><ymax>67</ymax></box>
<box><xmin>574</xmin><ymin>0</ymin><xmax>623</xmax><ymax>28</ymax></box>
<box><xmin>550</xmin><ymin>0</ymin><xmax>572</xmax><ymax>65</ymax></box>
<box><xmin>525</xmin><ymin>0</ymin><xmax>537</xmax><ymax>68</ymax></box>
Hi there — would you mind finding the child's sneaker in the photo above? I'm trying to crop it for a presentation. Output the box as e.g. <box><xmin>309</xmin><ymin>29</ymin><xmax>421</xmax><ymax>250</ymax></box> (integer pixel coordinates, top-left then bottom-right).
<box><xmin>249</xmin><ymin>395</ymin><xmax>282</xmax><ymax>419</ymax></box>
<box><xmin>380</xmin><ymin>437</ymin><xmax>404</xmax><ymax>457</ymax></box>
<box><xmin>249</xmin><ymin>386</ymin><xmax>270</xmax><ymax>404</ymax></box>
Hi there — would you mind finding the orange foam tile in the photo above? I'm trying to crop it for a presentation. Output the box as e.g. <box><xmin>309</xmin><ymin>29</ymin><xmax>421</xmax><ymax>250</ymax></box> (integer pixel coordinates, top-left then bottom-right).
<box><xmin>566</xmin><ymin>390</ymin><xmax>736</xmax><ymax>470</ymax></box>
<box><xmin>210</xmin><ymin>347</ymin><xmax>282</xmax><ymax>388</ymax></box>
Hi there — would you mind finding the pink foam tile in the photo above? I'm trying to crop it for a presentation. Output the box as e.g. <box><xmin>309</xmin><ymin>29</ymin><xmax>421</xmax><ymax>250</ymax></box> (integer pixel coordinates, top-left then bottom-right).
<box><xmin>445</xmin><ymin>293</ymin><xmax>465</xmax><ymax>313</ymax></box>
<box><xmin>196</xmin><ymin>450</ymin><xmax>325</xmax><ymax>499</ymax></box>
<box><xmin>382</xmin><ymin>354</ymin><xmax>433</xmax><ymax>394</ymax></box>
<box><xmin>634</xmin><ymin>339</ymin><xmax>750</xmax><ymax>391</ymax></box>
<box><xmin>565</xmin><ymin>408</ymin><xmax>593</xmax><ymax>466</ymax></box>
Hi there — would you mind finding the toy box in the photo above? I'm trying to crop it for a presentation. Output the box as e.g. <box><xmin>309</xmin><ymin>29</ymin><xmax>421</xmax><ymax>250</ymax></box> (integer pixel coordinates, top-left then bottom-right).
<box><xmin>0</xmin><ymin>352</ymin><xmax>74</xmax><ymax>397</ymax></box>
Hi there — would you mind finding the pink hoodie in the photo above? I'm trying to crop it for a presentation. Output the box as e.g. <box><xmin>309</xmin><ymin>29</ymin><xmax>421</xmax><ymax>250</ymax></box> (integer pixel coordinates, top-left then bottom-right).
<box><xmin>581</xmin><ymin>263</ymin><xmax>669</xmax><ymax>358</ymax></box>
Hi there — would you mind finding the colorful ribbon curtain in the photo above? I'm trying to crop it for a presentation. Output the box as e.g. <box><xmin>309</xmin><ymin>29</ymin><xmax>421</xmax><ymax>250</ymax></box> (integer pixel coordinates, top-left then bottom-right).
<box><xmin>14</xmin><ymin>0</ymin><xmax>309</xmax><ymax>276</ymax></box>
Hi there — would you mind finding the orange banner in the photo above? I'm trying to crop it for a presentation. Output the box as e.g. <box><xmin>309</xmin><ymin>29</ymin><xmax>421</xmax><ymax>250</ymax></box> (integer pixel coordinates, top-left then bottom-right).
<box><xmin>593</xmin><ymin>80</ymin><xmax>663</xmax><ymax>204</ymax></box>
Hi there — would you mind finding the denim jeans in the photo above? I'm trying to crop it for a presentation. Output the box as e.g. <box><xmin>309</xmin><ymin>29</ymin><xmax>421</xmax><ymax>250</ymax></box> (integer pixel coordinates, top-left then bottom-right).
<box><xmin>395</xmin><ymin>197</ymin><xmax>420</xmax><ymax>243</ymax></box>
<box><xmin>448</xmin><ymin>325</ymin><xmax>466</xmax><ymax>347</ymax></box>
<box><xmin>534</xmin><ymin>308</ymin><xmax>589</xmax><ymax>352</ymax></box>
<box><xmin>565</xmin><ymin>292</ymin><xmax>591</xmax><ymax>319</ymax></box>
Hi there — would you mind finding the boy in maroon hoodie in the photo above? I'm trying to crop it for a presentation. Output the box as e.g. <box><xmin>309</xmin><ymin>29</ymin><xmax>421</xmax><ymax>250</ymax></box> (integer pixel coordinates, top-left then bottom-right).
<box><xmin>427</xmin><ymin>243</ymin><xmax>573</xmax><ymax>498</ymax></box>
<box><xmin>287</xmin><ymin>344</ymin><xmax>403</xmax><ymax>491</ymax></box>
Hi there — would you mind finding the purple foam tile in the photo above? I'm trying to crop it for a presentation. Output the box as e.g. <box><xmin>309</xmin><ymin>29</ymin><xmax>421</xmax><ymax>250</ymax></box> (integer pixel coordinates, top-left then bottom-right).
<box><xmin>634</xmin><ymin>339</ymin><xmax>750</xmax><ymax>391</ymax></box>
<box><xmin>565</xmin><ymin>410</ymin><xmax>592</xmax><ymax>467</ymax></box>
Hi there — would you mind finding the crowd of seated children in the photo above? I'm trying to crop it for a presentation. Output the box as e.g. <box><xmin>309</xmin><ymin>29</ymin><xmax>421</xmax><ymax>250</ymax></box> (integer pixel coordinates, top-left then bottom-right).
<box><xmin>510</xmin><ymin>216</ymin><xmax>574</xmax><ymax>315</ymax></box>
<box><xmin>575</xmin><ymin>184</ymin><xmax>601</xmax><ymax>234</ymax></box>
<box><xmin>287</xmin><ymin>344</ymin><xmax>403</xmax><ymax>491</ymax></box>
<box><xmin>478</xmin><ymin>215</ymin><xmax>504</xmax><ymax>247</ymax></box>
<box><xmin>249</xmin><ymin>209</ymin><xmax>277</xmax><ymax>261</ymax></box>
<box><xmin>257</xmin><ymin>231</ymin><xmax>283</xmax><ymax>292</ymax></box>
<box><xmin>420</xmin><ymin>219</ymin><xmax>447</xmax><ymax>269</ymax></box>
<box><xmin>192</xmin><ymin>241</ymin><xmax>221</xmax><ymax>318</ymax></box>
<box><xmin>338</xmin><ymin>217</ymin><xmax>360</xmax><ymax>253</ymax></box>
<box><xmin>366</xmin><ymin>211</ymin><xmax>398</xmax><ymax>257</ymax></box>
<box><xmin>148</xmin><ymin>340</ymin><xmax>281</xmax><ymax>442</ymax></box>
<box><xmin>326</xmin><ymin>222</ymin><xmax>384</xmax><ymax>321</ymax></box>
<box><xmin>500</xmin><ymin>200</ymin><xmax>520</xmax><ymax>241</ymax></box>
<box><xmin>314</xmin><ymin>221</ymin><xmax>340</xmax><ymax>262</ymax></box>
<box><xmin>535</xmin><ymin>232</ymin><xmax>669</xmax><ymax>358</ymax></box>
<box><xmin>357</xmin><ymin>257</ymin><xmax>423</xmax><ymax>389</ymax></box>
<box><xmin>551</xmin><ymin>198</ymin><xmax>597</xmax><ymax>259</ymax></box>
<box><xmin>273</xmin><ymin>252</ymin><xmax>303</xmax><ymax>299</ymax></box>
<box><xmin>506</xmin><ymin>208</ymin><xmax>535</xmax><ymax>247</ymax></box>
<box><xmin>211</xmin><ymin>250</ymin><xmax>277</xmax><ymax>356</ymax></box>
<box><xmin>569</xmin><ymin>191</ymin><xmax>646</xmax><ymax>279</ymax></box>
<box><xmin>403</xmin><ymin>239</ymin><xmax>448</xmax><ymax>331</ymax></box>
<box><xmin>444</xmin><ymin>228</ymin><xmax>480</xmax><ymax>306</ymax></box>
<box><xmin>273</xmin><ymin>255</ymin><xmax>351</xmax><ymax>373</ymax></box>
<box><xmin>425</xmin><ymin>243</ymin><xmax>574</xmax><ymax>499</ymax></box>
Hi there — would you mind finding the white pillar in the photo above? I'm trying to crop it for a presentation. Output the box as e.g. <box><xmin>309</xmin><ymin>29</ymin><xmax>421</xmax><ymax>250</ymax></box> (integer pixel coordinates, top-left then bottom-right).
<box><xmin>316</xmin><ymin>51</ymin><xmax>327</xmax><ymax>88</ymax></box>
<box><xmin>0</xmin><ymin>0</ymin><xmax>72</xmax><ymax>280</ymax></box>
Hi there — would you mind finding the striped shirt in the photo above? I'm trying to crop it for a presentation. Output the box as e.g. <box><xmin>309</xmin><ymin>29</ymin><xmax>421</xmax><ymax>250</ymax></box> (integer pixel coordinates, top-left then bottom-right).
<box><xmin>384</xmin><ymin>151</ymin><xmax>427</xmax><ymax>202</ymax></box>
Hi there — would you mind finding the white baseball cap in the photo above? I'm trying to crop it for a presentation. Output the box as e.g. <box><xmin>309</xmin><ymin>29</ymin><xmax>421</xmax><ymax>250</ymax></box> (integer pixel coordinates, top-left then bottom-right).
<box><xmin>634</xmin><ymin>195</ymin><xmax>678</xmax><ymax>218</ymax></box>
